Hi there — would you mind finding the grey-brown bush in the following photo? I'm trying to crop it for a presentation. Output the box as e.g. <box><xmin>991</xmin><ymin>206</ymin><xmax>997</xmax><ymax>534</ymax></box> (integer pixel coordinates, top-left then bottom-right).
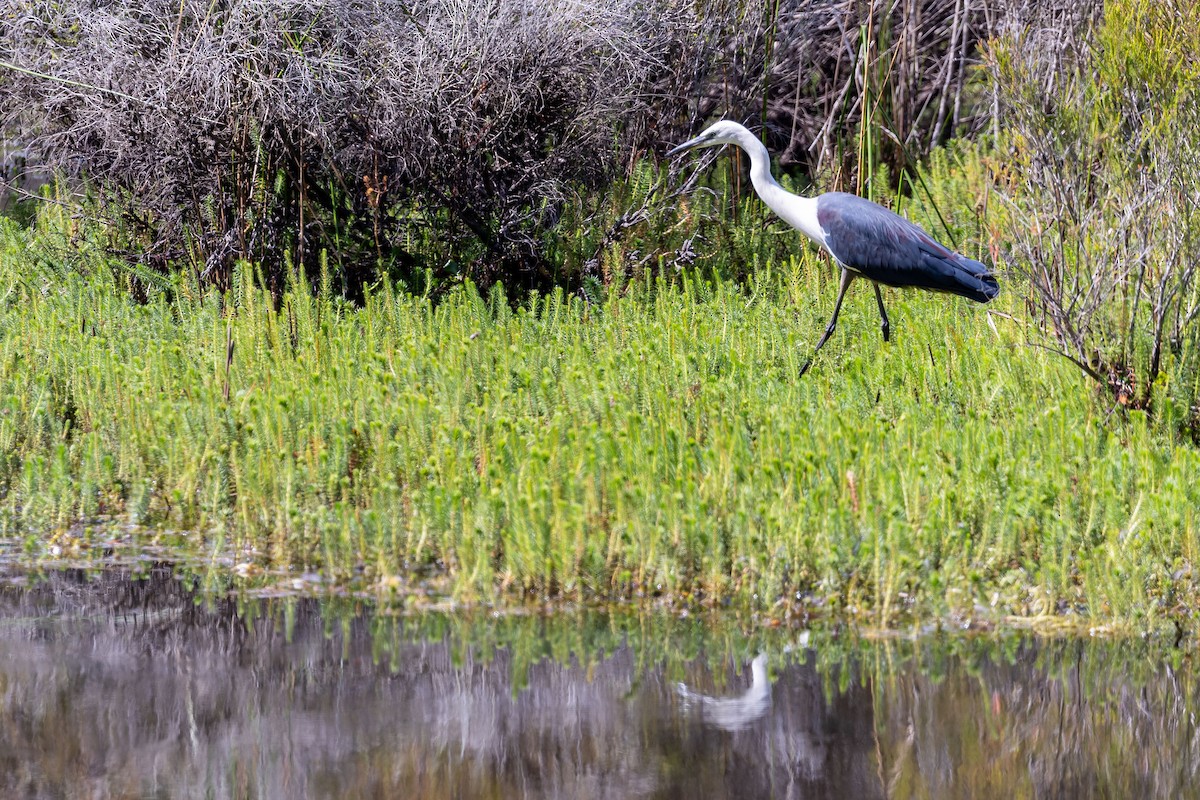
<box><xmin>0</xmin><ymin>0</ymin><xmax>701</xmax><ymax>293</ymax></box>
<box><xmin>684</xmin><ymin>0</ymin><xmax>999</xmax><ymax>182</ymax></box>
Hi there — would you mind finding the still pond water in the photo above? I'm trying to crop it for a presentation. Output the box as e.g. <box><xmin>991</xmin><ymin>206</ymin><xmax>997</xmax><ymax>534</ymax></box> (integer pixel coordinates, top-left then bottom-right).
<box><xmin>1</xmin><ymin>566</ymin><xmax>1198</xmax><ymax>799</ymax></box>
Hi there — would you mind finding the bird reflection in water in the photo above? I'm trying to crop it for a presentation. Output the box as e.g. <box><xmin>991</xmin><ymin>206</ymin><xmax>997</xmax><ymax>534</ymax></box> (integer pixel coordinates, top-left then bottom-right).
<box><xmin>676</xmin><ymin>652</ymin><xmax>772</xmax><ymax>732</ymax></box>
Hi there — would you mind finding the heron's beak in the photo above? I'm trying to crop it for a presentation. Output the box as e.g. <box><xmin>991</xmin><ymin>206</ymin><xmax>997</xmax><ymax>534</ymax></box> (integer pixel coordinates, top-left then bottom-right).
<box><xmin>667</xmin><ymin>135</ymin><xmax>705</xmax><ymax>157</ymax></box>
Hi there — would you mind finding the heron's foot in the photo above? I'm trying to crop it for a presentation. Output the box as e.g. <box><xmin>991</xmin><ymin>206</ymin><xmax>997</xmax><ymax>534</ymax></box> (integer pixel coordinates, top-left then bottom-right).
<box><xmin>800</xmin><ymin>321</ymin><xmax>837</xmax><ymax>377</ymax></box>
<box><xmin>815</xmin><ymin>322</ymin><xmax>836</xmax><ymax>350</ymax></box>
<box><xmin>873</xmin><ymin>285</ymin><xmax>890</xmax><ymax>343</ymax></box>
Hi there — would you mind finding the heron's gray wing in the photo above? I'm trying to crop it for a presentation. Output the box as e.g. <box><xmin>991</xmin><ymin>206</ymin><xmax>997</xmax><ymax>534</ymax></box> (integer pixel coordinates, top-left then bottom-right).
<box><xmin>816</xmin><ymin>192</ymin><xmax>998</xmax><ymax>302</ymax></box>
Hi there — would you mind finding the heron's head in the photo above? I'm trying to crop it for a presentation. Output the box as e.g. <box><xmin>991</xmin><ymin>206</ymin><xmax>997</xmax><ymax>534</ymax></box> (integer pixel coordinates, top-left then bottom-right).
<box><xmin>667</xmin><ymin>120</ymin><xmax>751</xmax><ymax>157</ymax></box>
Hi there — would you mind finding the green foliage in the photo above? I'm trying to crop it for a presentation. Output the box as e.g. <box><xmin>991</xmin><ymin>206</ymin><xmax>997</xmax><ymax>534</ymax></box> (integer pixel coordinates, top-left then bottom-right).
<box><xmin>549</xmin><ymin>157</ymin><xmax>800</xmax><ymax>290</ymax></box>
<box><xmin>2</xmin><ymin>182</ymin><xmax>1199</xmax><ymax>630</ymax></box>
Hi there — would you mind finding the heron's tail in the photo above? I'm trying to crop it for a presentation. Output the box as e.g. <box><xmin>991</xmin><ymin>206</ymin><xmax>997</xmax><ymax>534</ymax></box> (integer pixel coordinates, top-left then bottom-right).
<box><xmin>947</xmin><ymin>256</ymin><xmax>999</xmax><ymax>303</ymax></box>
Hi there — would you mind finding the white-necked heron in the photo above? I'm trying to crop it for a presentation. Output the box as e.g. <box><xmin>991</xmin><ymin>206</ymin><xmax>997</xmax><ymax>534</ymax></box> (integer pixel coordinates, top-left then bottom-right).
<box><xmin>668</xmin><ymin>120</ymin><xmax>998</xmax><ymax>375</ymax></box>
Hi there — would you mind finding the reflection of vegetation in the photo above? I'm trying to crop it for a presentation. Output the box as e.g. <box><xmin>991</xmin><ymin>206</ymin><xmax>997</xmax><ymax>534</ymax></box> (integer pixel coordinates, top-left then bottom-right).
<box><xmin>315</xmin><ymin>600</ymin><xmax>785</xmax><ymax>691</ymax></box>
<box><xmin>867</xmin><ymin>635</ymin><xmax>1200</xmax><ymax>798</ymax></box>
<box><xmin>1</xmin><ymin>571</ymin><xmax>1198</xmax><ymax>799</ymax></box>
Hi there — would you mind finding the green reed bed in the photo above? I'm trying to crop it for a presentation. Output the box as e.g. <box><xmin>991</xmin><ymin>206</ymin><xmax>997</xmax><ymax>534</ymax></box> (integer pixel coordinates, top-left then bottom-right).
<box><xmin>1</xmin><ymin>214</ymin><xmax>1198</xmax><ymax>629</ymax></box>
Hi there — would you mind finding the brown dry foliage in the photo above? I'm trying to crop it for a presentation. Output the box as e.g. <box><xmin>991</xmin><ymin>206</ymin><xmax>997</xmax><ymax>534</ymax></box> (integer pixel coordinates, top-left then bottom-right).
<box><xmin>1</xmin><ymin>0</ymin><xmax>699</xmax><ymax>293</ymax></box>
<box><xmin>683</xmin><ymin>0</ymin><xmax>1000</xmax><ymax>182</ymax></box>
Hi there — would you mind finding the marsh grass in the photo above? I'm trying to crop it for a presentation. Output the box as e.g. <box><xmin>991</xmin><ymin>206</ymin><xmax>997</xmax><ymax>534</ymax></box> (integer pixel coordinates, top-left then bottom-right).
<box><xmin>1</xmin><ymin>165</ymin><xmax>1199</xmax><ymax>631</ymax></box>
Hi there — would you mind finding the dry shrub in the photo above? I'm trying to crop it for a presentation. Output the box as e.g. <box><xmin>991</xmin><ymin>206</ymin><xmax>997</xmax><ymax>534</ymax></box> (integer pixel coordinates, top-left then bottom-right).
<box><xmin>991</xmin><ymin>0</ymin><xmax>1200</xmax><ymax>427</ymax></box>
<box><xmin>0</xmin><ymin>0</ymin><xmax>695</xmax><ymax>293</ymax></box>
<box><xmin>682</xmin><ymin>0</ymin><xmax>1000</xmax><ymax>182</ymax></box>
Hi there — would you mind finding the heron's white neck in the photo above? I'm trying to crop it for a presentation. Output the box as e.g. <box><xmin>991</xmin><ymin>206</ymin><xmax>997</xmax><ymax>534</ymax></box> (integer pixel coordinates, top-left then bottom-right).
<box><xmin>729</xmin><ymin>128</ymin><xmax>826</xmax><ymax>249</ymax></box>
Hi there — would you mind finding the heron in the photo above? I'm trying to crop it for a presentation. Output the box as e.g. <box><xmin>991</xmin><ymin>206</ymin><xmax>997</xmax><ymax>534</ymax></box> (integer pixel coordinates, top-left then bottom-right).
<box><xmin>668</xmin><ymin>120</ymin><xmax>999</xmax><ymax>375</ymax></box>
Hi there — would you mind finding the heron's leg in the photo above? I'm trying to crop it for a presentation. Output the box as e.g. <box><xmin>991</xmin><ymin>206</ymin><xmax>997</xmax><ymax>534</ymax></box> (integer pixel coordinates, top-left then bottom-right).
<box><xmin>874</xmin><ymin>284</ymin><xmax>890</xmax><ymax>342</ymax></box>
<box><xmin>800</xmin><ymin>269</ymin><xmax>854</xmax><ymax>376</ymax></box>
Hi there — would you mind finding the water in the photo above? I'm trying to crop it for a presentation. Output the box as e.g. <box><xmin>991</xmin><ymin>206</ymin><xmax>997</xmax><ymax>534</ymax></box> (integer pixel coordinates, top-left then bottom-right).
<box><xmin>1</xmin><ymin>566</ymin><xmax>1197</xmax><ymax>799</ymax></box>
